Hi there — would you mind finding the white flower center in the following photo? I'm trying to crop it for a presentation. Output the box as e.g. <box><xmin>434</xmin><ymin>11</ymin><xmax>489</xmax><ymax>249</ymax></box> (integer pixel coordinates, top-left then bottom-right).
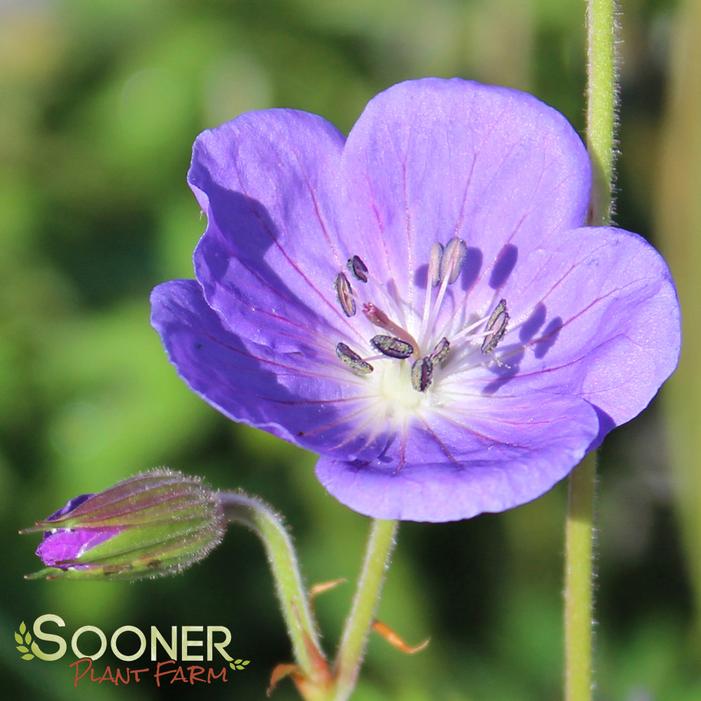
<box><xmin>373</xmin><ymin>361</ymin><xmax>429</xmax><ymax>425</ymax></box>
<box><xmin>329</xmin><ymin>241</ymin><xmax>511</xmax><ymax>434</ymax></box>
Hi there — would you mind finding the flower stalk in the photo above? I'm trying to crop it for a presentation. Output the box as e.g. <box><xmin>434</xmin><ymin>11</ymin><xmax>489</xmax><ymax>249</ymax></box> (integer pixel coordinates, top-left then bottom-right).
<box><xmin>565</xmin><ymin>1</ymin><xmax>619</xmax><ymax>700</ymax></box>
<box><xmin>332</xmin><ymin>519</ymin><xmax>399</xmax><ymax>701</ymax></box>
<box><xmin>221</xmin><ymin>502</ymin><xmax>400</xmax><ymax>700</ymax></box>
<box><xmin>222</xmin><ymin>500</ymin><xmax>399</xmax><ymax>700</ymax></box>
<box><xmin>219</xmin><ymin>492</ymin><xmax>332</xmax><ymax>698</ymax></box>
<box><xmin>564</xmin><ymin>453</ymin><xmax>597</xmax><ymax>701</ymax></box>
<box><xmin>586</xmin><ymin>0</ymin><xmax>618</xmax><ymax>226</ymax></box>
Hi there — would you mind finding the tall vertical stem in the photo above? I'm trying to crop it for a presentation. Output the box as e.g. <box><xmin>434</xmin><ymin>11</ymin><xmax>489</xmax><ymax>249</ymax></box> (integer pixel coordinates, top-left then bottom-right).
<box><xmin>565</xmin><ymin>1</ymin><xmax>618</xmax><ymax>700</ymax></box>
<box><xmin>564</xmin><ymin>453</ymin><xmax>598</xmax><ymax>701</ymax></box>
<box><xmin>586</xmin><ymin>0</ymin><xmax>618</xmax><ymax>226</ymax></box>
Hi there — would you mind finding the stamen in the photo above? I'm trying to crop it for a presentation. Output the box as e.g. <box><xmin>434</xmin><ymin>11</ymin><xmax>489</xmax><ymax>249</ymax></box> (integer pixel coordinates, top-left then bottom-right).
<box><xmin>430</xmin><ymin>337</ymin><xmax>450</xmax><ymax>364</ymax></box>
<box><xmin>439</xmin><ymin>237</ymin><xmax>467</xmax><ymax>285</ymax></box>
<box><xmin>370</xmin><ymin>335</ymin><xmax>414</xmax><ymax>359</ymax></box>
<box><xmin>411</xmin><ymin>356</ymin><xmax>434</xmax><ymax>392</ymax></box>
<box><xmin>420</xmin><ymin>243</ymin><xmax>443</xmax><ymax>339</ymax></box>
<box><xmin>481</xmin><ymin>299</ymin><xmax>509</xmax><ymax>354</ymax></box>
<box><xmin>335</xmin><ymin>272</ymin><xmax>356</xmax><ymax>317</ymax></box>
<box><xmin>361</xmin><ymin>354</ymin><xmax>389</xmax><ymax>363</ymax></box>
<box><xmin>429</xmin><ymin>242</ymin><xmax>444</xmax><ymax>288</ymax></box>
<box><xmin>423</xmin><ymin>237</ymin><xmax>467</xmax><ymax>344</ymax></box>
<box><xmin>336</xmin><ymin>342</ymin><xmax>373</xmax><ymax>375</ymax></box>
<box><xmin>363</xmin><ymin>303</ymin><xmax>420</xmax><ymax>353</ymax></box>
<box><xmin>347</xmin><ymin>255</ymin><xmax>369</xmax><ymax>283</ymax></box>
<box><xmin>444</xmin><ymin>309</ymin><xmax>494</xmax><ymax>346</ymax></box>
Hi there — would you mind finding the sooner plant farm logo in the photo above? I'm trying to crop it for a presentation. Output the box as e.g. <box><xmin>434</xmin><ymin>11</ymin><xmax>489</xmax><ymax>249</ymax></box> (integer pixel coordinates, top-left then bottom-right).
<box><xmin>14</xmin><ymin>615</ymin><xmax>250</xmax><ymax>688</ymax></box>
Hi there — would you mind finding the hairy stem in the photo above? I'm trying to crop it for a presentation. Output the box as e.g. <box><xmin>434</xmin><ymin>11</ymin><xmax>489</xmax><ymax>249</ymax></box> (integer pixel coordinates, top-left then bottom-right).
<box><xmin>565</xmin><ymin>453</ymin><xmax>598</xmax><ymax>701</ymax></box>
<box><xmin>332</xmin><ymin>519</ymin><xmax>399</xmax><ymax>701</ymax></box>
<box><xmin>565</xmin><ymin>3</ymin><xmax>618</xmax><ymax>698</ymax></box>
<box><xmin>219</xmin><ymin>492</ymin><xmax>330</xmax><ymax>692</ymax></box>
<box><xmin>586</xmin><ymin>0</ymin><xmax>618</xmax><ymax>225</ymax></box>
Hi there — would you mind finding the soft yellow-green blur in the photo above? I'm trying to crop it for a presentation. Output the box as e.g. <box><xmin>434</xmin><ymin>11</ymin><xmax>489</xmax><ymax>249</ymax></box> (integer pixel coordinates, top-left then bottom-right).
<box><xmin>1</xmin><ymin>0</ymin><xmax>697</xmax><ymax>699</ymax></box>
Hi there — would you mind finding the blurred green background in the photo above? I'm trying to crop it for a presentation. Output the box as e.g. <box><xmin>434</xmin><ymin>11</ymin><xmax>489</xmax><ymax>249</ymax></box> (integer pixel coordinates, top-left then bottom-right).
<box><xmin>1</xmin><ymin>0</ymin><xmax>699</xmax><ymax>699</ymax></box>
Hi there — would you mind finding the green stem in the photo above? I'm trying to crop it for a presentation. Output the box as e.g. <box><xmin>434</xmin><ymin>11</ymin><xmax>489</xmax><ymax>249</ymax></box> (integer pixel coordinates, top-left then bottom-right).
<box><xmin>564</xmin><ymin>2</ymin><xmax>618</xmax><ymax>699</ymax></box>
<box><xmin>219</xmin><ymin>492</ymin><xmax>329</xmax><ymax>691</ymax></box>
<box><xmin>586</xmin><ymin>0</ymin><xmax>618</xmax><ymax>226</ymax></box>
<box><xmin>332</xmin><ymin>519</ymin><xmax>399</xmax><ymax>701</ymax></box>
<box><xmin>564</xmin><ymin>453</ymin><xmax>598</xmax><ymax>701</ymax></box>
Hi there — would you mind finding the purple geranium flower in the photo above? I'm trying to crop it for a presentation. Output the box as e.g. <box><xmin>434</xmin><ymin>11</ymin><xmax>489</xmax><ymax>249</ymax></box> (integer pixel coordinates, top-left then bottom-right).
<box><xmin>151</xmin><ymin>78</ymin><xmax>680</xmax><ymax>522</ymax></box>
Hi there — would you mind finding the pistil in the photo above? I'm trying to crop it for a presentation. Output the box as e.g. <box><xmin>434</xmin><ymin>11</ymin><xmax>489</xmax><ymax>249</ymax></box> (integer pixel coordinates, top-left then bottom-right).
<box><xmin>332</xmin><ymin>248</ymin><xmax>511</xmax><ymax>392</ymax></box>
<box><xmin>363</xmin><ymin>303</ymin><xmax>420</xmax><ymax>354</ymax></box>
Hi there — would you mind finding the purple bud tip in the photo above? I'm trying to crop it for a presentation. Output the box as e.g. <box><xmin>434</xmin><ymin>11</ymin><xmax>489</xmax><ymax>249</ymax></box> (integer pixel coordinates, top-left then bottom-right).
<box><xmin>45</xmin><ymin>493</ymin><xmax>93</xmax><ymax>525</ymax></box>
<box><xmin>36</xmin><ymin>528</ymin><xmax>121</xmax><ymax>568</ymax></box>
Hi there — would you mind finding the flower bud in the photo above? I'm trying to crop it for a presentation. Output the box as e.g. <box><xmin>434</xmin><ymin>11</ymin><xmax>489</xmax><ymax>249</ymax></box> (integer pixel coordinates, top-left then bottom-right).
<box><xmin>22</xmin><ymin>468</ymin><xmax>226</xmax><ymax>581</ymax></box>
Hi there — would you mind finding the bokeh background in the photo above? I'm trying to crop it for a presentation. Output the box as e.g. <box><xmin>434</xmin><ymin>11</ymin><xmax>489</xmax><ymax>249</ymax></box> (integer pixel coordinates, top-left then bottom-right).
<box><xmin>1</xmin><ymin>0</ymin><xmax>699</xmax><ymax>699</ymax></box>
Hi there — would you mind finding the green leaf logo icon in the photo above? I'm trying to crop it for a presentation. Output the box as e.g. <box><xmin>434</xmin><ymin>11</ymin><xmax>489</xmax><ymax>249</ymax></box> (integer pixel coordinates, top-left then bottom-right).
<box><xmin>229</xmin><ymin>659</ymin><xmax>251</xmax><ymax>671</ymax></box>
<box><xmin>15</xmin><ymin>622</ymin><xmax>34</xmax><ymax>661</ymax></box>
